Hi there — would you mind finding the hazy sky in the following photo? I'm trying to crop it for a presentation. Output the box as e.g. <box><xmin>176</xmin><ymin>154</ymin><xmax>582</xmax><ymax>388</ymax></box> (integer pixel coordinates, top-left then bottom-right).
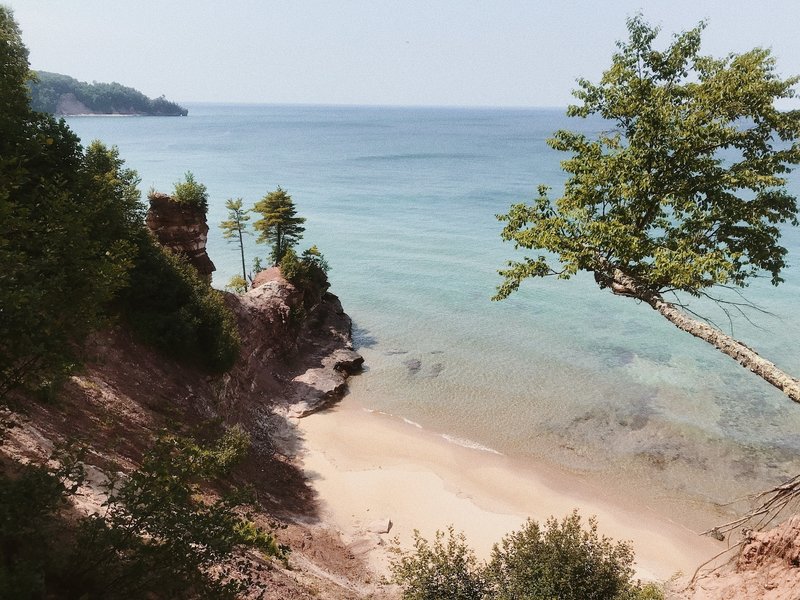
<box><xmin>7</xmin><ymin>0</ymin><xmax>800</xmax><ymax>107</ymax></box>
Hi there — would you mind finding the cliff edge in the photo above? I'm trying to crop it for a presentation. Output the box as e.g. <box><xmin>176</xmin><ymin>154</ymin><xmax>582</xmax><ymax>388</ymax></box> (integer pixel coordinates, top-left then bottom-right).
<box><xmin>0</xmin><ymin>269</ymin><xmax>386</xmax><ymax>598</ymax></box>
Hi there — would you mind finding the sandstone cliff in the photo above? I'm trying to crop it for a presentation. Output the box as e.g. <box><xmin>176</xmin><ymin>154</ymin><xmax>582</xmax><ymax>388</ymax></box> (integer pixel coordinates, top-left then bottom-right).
<box><xmin>0</xmin><ymin>274</ymin><xmax>384</xmax><ymax>598</ymax></box>
<box><xmin>145</xmin><ymin>192</ymin><xmax>216</xmax><ymax>281</ymax></box>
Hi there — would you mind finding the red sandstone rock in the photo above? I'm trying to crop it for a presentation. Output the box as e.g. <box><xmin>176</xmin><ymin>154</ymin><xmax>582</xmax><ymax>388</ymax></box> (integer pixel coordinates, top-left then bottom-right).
<box><xmin>145</xmin><ymin>191</ymin><xmax>215</xmax><ymax>281</ymax></box>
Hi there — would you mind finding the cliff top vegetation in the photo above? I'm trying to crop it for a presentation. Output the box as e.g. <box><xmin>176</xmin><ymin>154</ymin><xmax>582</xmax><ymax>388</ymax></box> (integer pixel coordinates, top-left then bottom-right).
<box><xmin>29</xmin><ymin>70</ymin><xmax>187</xmax><ymax>116</ymax></box>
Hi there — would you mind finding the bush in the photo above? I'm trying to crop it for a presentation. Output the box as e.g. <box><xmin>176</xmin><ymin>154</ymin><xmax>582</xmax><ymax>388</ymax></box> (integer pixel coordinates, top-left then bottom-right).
<box><xmin>488</xmin><ymin>511</ymin><xmax>641</xmax><ymax>600</ymax></box>
<box><xmin>390</xmin><ymin>527</ymin><xmax>487</xmax><ymax>600</ymax></box>
<box><xmin>0</xmin><ymin>428</ymin><xmax>286</xmax><ymax>599</ymax></box>
<box><xmin>390</xmin><ymin>512</ymin><xmax>664</xmax><ymax>600</ymax></box>
<box><xmin>226</xmin><ymin>274</ymin><xmax>249</xmax><ymax>294</ymax></box>
<box><xmin>279</xmin><ymin>246</ymin><xmax>331</xmax><ymax>309</ymax></box>
<box><xmin>0</xmin><ymin>453</ymin><xmax>84</xmax><ymax>598</ymax></box>
<box><xmin>117</xmin><ymin>235</ymin><xmax>240</xmax><ymax>373</ymax></box>
<box><xmin>172</xmin><ymin>171</ymin><xmax>209</xmax><ymax>212</ymax></box>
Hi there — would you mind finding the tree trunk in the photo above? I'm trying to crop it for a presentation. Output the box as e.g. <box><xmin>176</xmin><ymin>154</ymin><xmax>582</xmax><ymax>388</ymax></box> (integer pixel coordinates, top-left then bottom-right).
<box><xmin>651</xmin><ymin>297</ymin><xmax>800</xmax><ymax>403</ymax></box>
<box><xmin>238</xmin><ymin>228</ymin><xmax>246</xmax><ymax>281</ymax></box>
<box><xmin>602</xmin><ymin>263</ymin><xmax>800</xmax><ymax>404</ymax></box>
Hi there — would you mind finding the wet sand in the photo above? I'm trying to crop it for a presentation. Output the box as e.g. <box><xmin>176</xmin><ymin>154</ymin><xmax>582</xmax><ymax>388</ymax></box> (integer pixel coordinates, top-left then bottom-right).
<box><xmin>298</xmin><ymin>394</ymin><xmax>725</xmax><ymax>583</ymax></box>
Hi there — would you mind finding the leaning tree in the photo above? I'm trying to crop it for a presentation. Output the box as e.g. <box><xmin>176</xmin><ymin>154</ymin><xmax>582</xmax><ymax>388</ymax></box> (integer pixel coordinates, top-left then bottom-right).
<box><xmin>496</xmin><ymin>16</ymin><xmax>800</xmax><ymax>402</ymax></box>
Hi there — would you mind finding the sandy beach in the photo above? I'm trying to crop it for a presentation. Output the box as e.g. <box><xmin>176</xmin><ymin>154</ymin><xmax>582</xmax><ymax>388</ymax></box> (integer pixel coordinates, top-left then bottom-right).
<box><xmin>298</xmin><ymin>394</ymin><xmax>726</xmax><ymax>584</ymax></box>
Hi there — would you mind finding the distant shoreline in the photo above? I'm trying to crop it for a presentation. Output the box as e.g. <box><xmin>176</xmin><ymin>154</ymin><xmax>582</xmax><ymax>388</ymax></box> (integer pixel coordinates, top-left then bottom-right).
<box><xmin>30</xmin><ymin>71</ymin><xmax>188</xmax><ymax>117</ymax></box>
<box><xmin>62</xmin><ymin>113</ymin><xmax>178</xmax><ymax>118</ymax></box>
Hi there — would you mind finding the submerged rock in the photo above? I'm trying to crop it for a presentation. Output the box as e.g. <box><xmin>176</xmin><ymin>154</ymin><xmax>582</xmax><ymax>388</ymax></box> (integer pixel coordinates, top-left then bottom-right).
<box><xmin>403</xmin><ymin>358</ymin><xmax>422</xmax><ymax>375</ymax></box>
<box><xmin>428</xmin><ymin>363</ymin><xmax>444</xmax><ymax>378</ymax></box>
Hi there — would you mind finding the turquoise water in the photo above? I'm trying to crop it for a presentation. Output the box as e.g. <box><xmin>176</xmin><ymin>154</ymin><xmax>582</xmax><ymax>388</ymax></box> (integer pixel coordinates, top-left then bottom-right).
<box><xmin>67</xmin><ymin>104</ymin><xmax>800</xmax><ymax>509</ymax></box>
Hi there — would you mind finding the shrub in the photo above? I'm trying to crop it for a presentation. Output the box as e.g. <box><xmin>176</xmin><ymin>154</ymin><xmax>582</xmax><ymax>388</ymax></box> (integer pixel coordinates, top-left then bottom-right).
<box><xmin>117</xmin><ymin>234</ymin><xmax>240</xmax><ymax>373</ymax></box>
<box><xmin>279</xmin><ymin>246</ymin><xmax>331</xmax><ymax>309</ymax></box>
<box><xmin>390</xmin><ymin>512</ymin><xmax>664</xmax><ymax>600</ymax></box>
<box><xmin>487</xmin><ymin>511</ymin><xmax>640</xmax><ymax>600</ymax></box>
<box><xmin>172</xmin><ymin>171</ymin><xmax>209</xmax><ymax>212</ymax></box>
<box><xmin>0</xmin><ymin>452</ymin><xmax>84</xmax><ymax>598</ymax></box>
<box><xmin>0</xmin><ymin>428</ymin><xmax>286</xmax><ymax>599</ymax></box>
<box><xmin>390</xmin><ymin>527</ymin><xmax>487</xmax><ymax>600</ymax></box>
<box><xmin>226</xmin><ymin>274</ymin><xmax>249</xmax><ymax>294</ymax></box>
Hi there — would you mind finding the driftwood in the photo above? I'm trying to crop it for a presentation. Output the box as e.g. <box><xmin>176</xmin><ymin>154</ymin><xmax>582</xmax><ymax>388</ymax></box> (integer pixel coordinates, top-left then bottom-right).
<box><xmin>689</xmin><ymin>474</ymin><xmax>800</xmax><ymax>582</ymax></box>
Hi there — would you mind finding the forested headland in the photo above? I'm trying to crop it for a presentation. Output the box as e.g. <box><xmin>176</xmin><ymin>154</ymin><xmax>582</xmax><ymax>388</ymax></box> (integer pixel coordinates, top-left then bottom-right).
<box><xmin>28</xmin><ymin>70</ymin><xmax>187</xmax><ymax>116</ymax></box>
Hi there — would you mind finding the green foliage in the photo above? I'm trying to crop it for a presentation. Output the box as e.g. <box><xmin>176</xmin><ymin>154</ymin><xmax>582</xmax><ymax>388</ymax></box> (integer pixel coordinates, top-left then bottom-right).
<box><xmin>220</xmin><ymin>197</ymin><xmax>251</xmax><ymax>281</ymax></box>
<box><xmin>0</xmin><ymin>6</ymin><xmax>30</xmax><ymax>126</ymax></box>
<box><xmin>253</xmin><ymin>186</ymin><xmax>306</xmax><ymax>265</ymax></box>
<box><xmin>252</xmin><ymin>256</ymin><xmax>266</xmax><ymax>277</ymax></box>
<box><xmin>390</xmin><ymin>527</ymin><xmax>488</xmax><ymax>600</ymax></box>
<box><xmin>0</xmin><ymin>429</ymin><xmax>286</xmax><ymax>599</ymax></box>
<box><xmin>279</xmin><ymin>246</ymin><xmax>331</xmax><ymax>309</ymax></box>
<box><xmin>0</xmin><ymin>453</ymin><xmax>84</xmax><ymax>598</ymax></box>
<box><xmin>0</xmin><ymin>8</ymin><xmax>146</xmax><ymax>399</ymax></box>
<box><xmin>172</xmin><ymin>171</ymin><xmax>209</xmax><ymax>212</ymax></box>
<box><xmin>496</xmin><ymin>15</ymin><xmax>800</xmax><ymax>302</ymax></box>
<box><xmin>302</xmin><ymin>244</ymin><xmax>331</xmax><ymax>274</ymax></box>
<box><xmin>28</xmin><ymin>70</ymin><xmax>188</xmax><ymax>116</ymax></box>
<box><xmin>117</xmin><ymin>235</ymin><xmax>240</xmax><ymax>373</ymax></box>
<box><xmin>390</xmin><ymin>512</ymin><xmax>664</xmax><ymax>600</ymax></box>
<box><xmin>279</xmin><ymin>247</ymin><xmax>303</xmax><ymax>281</ymax></box>
<box><xmin>2</xmin><ymin>9</ymin><xmax>241</xmax><ymax>393</ymax></box>
<box><xmin>486</xmin><ymin>512</ymin><xmax>642</xmax><ymax>600</ymax></box>
<box><xmin>226</xmin><ymin>274</ymin><xmax>249</xmax><ymax>294</ymax></box>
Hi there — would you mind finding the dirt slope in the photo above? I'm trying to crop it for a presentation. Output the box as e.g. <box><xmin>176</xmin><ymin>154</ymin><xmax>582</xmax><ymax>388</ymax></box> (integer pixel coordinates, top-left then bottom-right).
<box><xmin>1</xmin><ymin>270</ymin><xmax>393</xmax><ymax>599</ymax></box>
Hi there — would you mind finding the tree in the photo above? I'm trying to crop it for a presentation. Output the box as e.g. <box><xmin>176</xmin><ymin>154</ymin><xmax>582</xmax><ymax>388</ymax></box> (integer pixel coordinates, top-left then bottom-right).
<box><xmin>0</xmin><ymin>7</ymin><xmax>142</xmax><ymax>399</ymax></box>
<box><xmin>0</xmin><ymin>428</ymin><xmax>286</xmax><ymax>599</ymax></box>
<box><xmin>219</xmin><ymin>197</ymin><xmax>251</xmax><ymax>282</ymax></box>
<box><xmin>496</xmin><ymin>16</ymin><xmax>800</xmax><ymax>403</ymax></box>
<box><xmin>252</xmin><ymin>186</ymin><xmax>306</xmax><ymax>265</ymax></box>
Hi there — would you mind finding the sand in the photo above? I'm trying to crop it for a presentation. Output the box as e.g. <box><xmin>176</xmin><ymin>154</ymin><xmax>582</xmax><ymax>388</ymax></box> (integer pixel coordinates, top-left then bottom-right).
<box><xmin>298</xmin><ymin>394</ymin><xmax>725</xmax><ymax>584</ymax></box>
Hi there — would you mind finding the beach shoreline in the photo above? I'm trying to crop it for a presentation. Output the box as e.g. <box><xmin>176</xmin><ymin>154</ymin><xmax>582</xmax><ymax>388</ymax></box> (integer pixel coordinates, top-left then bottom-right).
<box><xmin>297</xmin><ymin>393</ymin><xmax>726</xmax><ymax>584</ymax></box>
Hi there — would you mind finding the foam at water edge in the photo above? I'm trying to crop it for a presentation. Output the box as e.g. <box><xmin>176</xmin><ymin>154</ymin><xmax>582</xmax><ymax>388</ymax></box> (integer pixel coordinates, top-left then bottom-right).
<box><xmin>441</xmin><ymin>433</ymin><xmax>504</xmax><ymax>455</ymax></box>
<box><xmin>362</xmin><ymin>406</ymin><xmax>424</xmax><ymax>429</ymax></box>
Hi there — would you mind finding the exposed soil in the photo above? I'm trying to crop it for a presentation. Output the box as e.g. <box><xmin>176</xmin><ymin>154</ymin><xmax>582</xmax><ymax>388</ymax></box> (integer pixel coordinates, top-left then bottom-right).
<box><xmin>1</xmin><ymin>273</ymin><xmax>390</xmax><ymax>599</ymax></box>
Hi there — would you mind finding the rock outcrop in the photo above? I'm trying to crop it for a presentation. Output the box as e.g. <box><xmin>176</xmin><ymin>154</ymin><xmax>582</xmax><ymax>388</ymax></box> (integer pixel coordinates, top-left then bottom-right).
<box><xmin>223</xmin><ymin>267</ymin><xmax>364</xmax><ymax>421</ymax></box>
<box><xmin>145</xmin><ymin>192</ymin><xmax>215</xmax><ymax>281</ymax></box>
<box><xmin>1</xmin><ymin>264</ymin><xmax>376</xmax><ymax>598</ymax></box>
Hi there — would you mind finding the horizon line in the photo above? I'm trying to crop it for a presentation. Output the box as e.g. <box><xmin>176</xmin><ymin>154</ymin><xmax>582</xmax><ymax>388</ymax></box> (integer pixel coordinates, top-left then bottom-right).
<box><xmin>177</xmin><ymin>100</ymin><xmax>571</xmax><ymax>111</ymax></box>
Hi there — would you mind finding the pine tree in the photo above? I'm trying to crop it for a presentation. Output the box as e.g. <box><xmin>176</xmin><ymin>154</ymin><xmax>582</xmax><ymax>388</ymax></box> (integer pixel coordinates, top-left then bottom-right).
<box><xmin>252</xmin><ymin>187</ymin><xmax>306</xmax><ymax>266</ymax></box>
<box><xmin>219</xmin><ymin>198</ymin><xmax>250</xmax><ymax>282</ymax></box>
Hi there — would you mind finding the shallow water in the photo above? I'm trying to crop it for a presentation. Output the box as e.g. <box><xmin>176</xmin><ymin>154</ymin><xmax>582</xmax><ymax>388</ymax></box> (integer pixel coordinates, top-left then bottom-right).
<box><xmin>67</xmin><ymin>104</ymin><xmax>800</xmax><ymax>512</ymax></box>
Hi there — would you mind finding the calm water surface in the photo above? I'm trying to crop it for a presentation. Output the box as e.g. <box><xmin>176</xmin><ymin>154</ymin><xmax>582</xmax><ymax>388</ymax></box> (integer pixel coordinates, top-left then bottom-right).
<box><xmin>67</xmin><ymin>104</ymin><xmax>800</xmax><ymax>517</ymax></box>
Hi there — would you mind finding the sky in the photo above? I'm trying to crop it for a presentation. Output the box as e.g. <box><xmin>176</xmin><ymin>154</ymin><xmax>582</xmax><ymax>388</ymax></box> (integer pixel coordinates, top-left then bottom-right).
<box><xmin>7</xmin><ymin>0</ymin><xmax>800</xmax><ymax>107</ymax></box>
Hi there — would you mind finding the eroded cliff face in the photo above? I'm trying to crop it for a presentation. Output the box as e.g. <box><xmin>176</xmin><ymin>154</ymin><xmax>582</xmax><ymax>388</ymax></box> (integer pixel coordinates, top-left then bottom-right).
<box><xmin>0</xmin><ymin>272</ymin><xmax>378</xmax><ymax>599</ymax></box>
<box><xmin>682</xmin><ymin>516</ymin><xmax>800</xmax><ymax>600</ymax></box>
<box><xmin>145</xmin><ymin>192</ymin><xmax>215</xmax><ymax>281</ymax></box>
